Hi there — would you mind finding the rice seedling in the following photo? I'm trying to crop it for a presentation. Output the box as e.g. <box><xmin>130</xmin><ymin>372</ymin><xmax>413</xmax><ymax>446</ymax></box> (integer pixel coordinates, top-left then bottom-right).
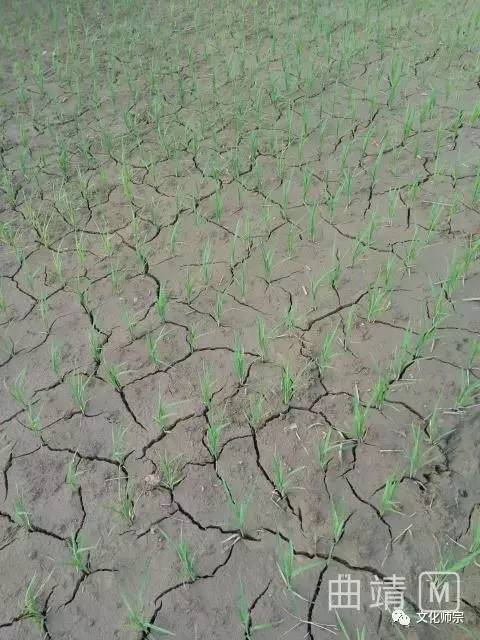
<box><xmin>109</xmin><ymin>261</ymin><xmax>125</xmax><ymax>294</ymax></box>
<box><xmin>169</xmin><ymin>219</ymin><xmax>181</xmax><ymax>255</ymax></box>
<box><xmin>256</xmin><ymin>316</ymin><xmax>271</xmax><ymax>362</ymax></box>
<box><xmin>146</xmin><ymin>327</ymin><xmax>172</xmax><ymax>368</ymax></box>
<box><xmin>23</xmin><ymin>403</ymin><xmax>42</xmax><ymax>433</ymax></box>
<box><xmin>186</xmin><ymin>323</ymin><xmax>200</xmax><ymax>354</ymax></box>
<box><xmin>232</xmin><ymin>333</ymin><xmax>247</xmax><ymax>385</ymax></box>
<box><xmin>153</xmin><ymin>393</ymin><xmax>177</xmax><ymax>432</ymax></box>
<box><xmin>330</xmin><ymin>500</ymin><xmax>348</xmax><ymax>543</ymax></box>
<box><xmin>316</xmin><ymin>325</ymin><xmax>339</xmax><ymax>378</ymax></box>
<box><xmin>65</xmin><ymin>453</ymin><xmax>83</xmax><ymax>490</ymax></box>
<box><xmin>307</xmin><ymin>201</ymin><xmax>319</xmax><ymax>241</ymax></box>
<box><xmin>236</xmin><ymin>579</ymin><xmax>277</xmax><ymax>639</ymax></box>
<box><xmin>104</xmin><ymin>360</ymin><xmax>130</xmax><ymax>391</ymax></box>
<box><xmin>455</xmin><ymin>369</ymin><xmax>480</xmax><ymax>410</ymax></box>
<box><xmin>123</xmin><ymin>596</ymin><xmax>174</xmax><ymax>636</ymax></box>
<box><xmin>271</xmin><ymin>453</ymin><xmax>304</xmax><ymax>499</ymax></box>
<box><xmin>120</xmin><ymin>304</ymin><xmax>140</xmax><ymax>340</ymax></box>
<box><xmin>88</xmin><ymin>329</ymin><xmax>103</xmax><ymax>364</ymax></box>
<box><xmin>155</xmin><ymin>283</ymin><xmax>170</xmax><ymax>322</ymax></box>
<box><xmin>111</xmin><ymin>424</ymin><xmax>128</xmax><ymax>463</ymax></box>
<box><xmin>199</xmin><ymin>361</ymin><xmax>215</xmax><ymax>410</ymax></box>
<box><xmin>222</xmin><ymin>479</ymin><xmax>253</xmax><ymax>536</ymax></box>
<box><xmin>201</xmin><ymin>238</ymin><xmax>213</xmax><ymax>285</ymax></box>
<box><xmin>403</xmin><ymin>226</ymin><xmax>422</xmax><ymax>275</ymax></box>
<box><xmin>66</xmin><ymin>533</ymin><xmax>94</xmax><ymax>574</ymax></box>
<box><xmin>6</xmin><ymin>368</ymin><xmax>29</xmax><ymax>408</ymax></box>
<box><xmin>246</xmin><ymin>393</ymin><xmax>265</xmax><ymax>429</ymax></box>
<box><xmin>261</xmin><ymin>244</ymin><xmax>275</xmax><ymax>284</ymax></box>
<box><xmin>282</xmin><ymin>302</ymin><xmax>300</xmax><ymax>332</ymax></box>
<box><xmin>316</xmin><ymin>428</ymin><xmax>343</xmax><ymax>471</ymax></box>
<box><xmin>68</xmin><ymin>370</ymin><xmax>91</xmax><ymax>414</ymax></box>
<box><xmin>206</xmin><ymin>408</ymin><xmax>228</xmax><ymax>459</ymax></box>
<box><xmin>161</xmin><ymin>529</ymin><xmax>197</xmax><ymax>582</ymax></box>
<box><xmin>112</xmin><ymin>480</ymin><xmax>136</xmax><ymax>525</ymax></box>
<box><xmin>13</xmin><ymin>494</ymin><xmax>33</xmax><ymax>530</ymax></box>
<box><xmin>365</xmin><ymin>285</ymin><xmax>391</xmax><ymax>322</ymax></box>
<box><xmin>158</xmin><ymin>452</ymin><xmax>185</xmax><ymax>490</ymax></box>
<box><xmin>184</xmin><ymin>267</ymin><xmax>196</xmax><ymax>303</ymax></box>
<box><xmin>0</xmin><ymin>281</ymin><xmax>6</xmax><ymax>314</ymax></box>
<box><xmin>276</xmin><ymin>539</ymin><xmax>321</xmax><ymax>591</ymax></box>
<box><xmin>467</xmin><ymin>338</ymin><xmax>480</xmax><ymax>370</ymax></box>
<box><xmin>335</xmin><ymin>612</ymin><xmax>366</xmax><ymax>640</ymax></box>
<box><xmin>351</xmin><ymin>386</ymin><xmax>368</xmax><ymax>441</ymax></box>
<box><xmin>21</xmin><ymin>576</ymin><xmax>45</xmax><ymax>628</ymax></box>
<box><xmin>370</xmin><ymin>373</ymin><xmax>391</xmax><ymax>409</ymax></box>
<box><xmin>378</xmin><ymin>473</ymin><xmax>400</xmax><ymax>516</ymax></box>
<box><xmin>213</xmin><ymin>290</ymin><xmax>226</xmax><ymax>326</ymax></box>
<box><xmin>406</xmin><ymin>423</ymin><xmax>437</xmax><ymax>478</ymax></box>
<box><xmin>281</xmin><ymin>360</ymin><xmax>296</xmax><ymax>405</ymax></box>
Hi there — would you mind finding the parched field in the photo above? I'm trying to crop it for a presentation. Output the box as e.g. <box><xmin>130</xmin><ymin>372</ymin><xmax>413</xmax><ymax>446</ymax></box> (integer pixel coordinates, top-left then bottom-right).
<box><xmin>1</xmin><ymin>0</ymin><xmax>480</xmax><ymax>638</ymax></box>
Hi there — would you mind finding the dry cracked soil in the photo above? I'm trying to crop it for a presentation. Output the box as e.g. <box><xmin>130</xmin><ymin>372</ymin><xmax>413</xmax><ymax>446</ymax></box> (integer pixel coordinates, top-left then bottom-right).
<box><xmin>0</xmin><ymin>0</ymin><xmax>480</xmax><ymax>639</ymax></box>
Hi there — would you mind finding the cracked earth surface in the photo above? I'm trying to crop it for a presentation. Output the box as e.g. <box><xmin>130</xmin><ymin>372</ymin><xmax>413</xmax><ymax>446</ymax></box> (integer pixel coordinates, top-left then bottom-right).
<box><xmin>1</xmin><ymin>0</ymin><xmax>480</xmax><ymax>638</ymax></box>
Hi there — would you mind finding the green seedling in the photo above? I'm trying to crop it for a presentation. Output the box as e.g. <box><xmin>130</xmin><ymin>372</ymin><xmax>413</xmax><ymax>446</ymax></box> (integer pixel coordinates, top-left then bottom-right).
<box><xmin>236</xmin><ymin>579</ymin><xmax>278</xmax><ymax>639</ymax></box>
<box><xmin>246</xmin><ymin>393</ymin><xmax>265</xmax><ymax>429</ymax></box>
<box><xmin>366</xmin><ymin>285</ymin><xmax>391</xmax><ymax>322</ymax></box>
<box><xmin>170</xmin><ymin>219</ymin><xmax>181</xmax><ymax>254</ymax></box>
<box><xmin>67</xmin><ymin>533</ymin><xmax>94</xmax><ymax>573</ymax></box>
<box><xmin>256</xmin><ymin>316</ymin><xmax>271</xmax><ymax>361</ymax></box>
<box><xmin>407</xmin><ymin>423</ymin><xmax>437</xmax><ymax>478</ymax></box>
<box><xmin>232</xmin><ymin>333</ymin><xmax>247</xmax><ymax>385</ymax></box>
<box><xmin>276</xmin><ymin>539</ymin><xmax>321</xmax><ymax>591</ymax></box>
<box><xmin>379</xmin><ymin>473</ymin><xmax>400</xmax><ymax>516</ymax></box>
<box><xmin>6</xmin><ymin>369</ymin><xmax>29</xmax><ymax>408</ymax></box>
<box><xmin>154</xmin><ymin>393</ymin><xmax>177</xmax><ymax>432</ymax></box>
<box><xmin>103</xmin><ymin>360</ymin><xmax>130</xmax><ymax>391</ymax></box>
<box><xmin>88</xmin><ymin>329</ymin><xmax>103</xmax><ymax>364</ymax></box>
<box><xmin>281</xmin><ymin>360</ymin><xmax>295</xmax><ymax>405</ymax></box>
<box><xmin>65</xmin><ymin>454</ymin><xmax>83</xmax><ymax>490</ymax></box>
<box><xmin>316</xmin><ymin>325</ymin><xmax>339</xmax><ymax>378</ymax></box>
<box><xmin>317</xmin><ymin>428</ymin><xmax>343</xmax><ymax>471</ymax></box>
<box><xmin>213</xmin><ymin>290</ymin><xmax>226</xmax><ymax>326</ymax></box>
<box><xmin>351</xmin><ymin>386</ymin><xmax>368</xmax><ymax>441</ymax></box>
<box><xmin>68</xmin><ymin>371</ymin><xmax>91</xmax><ymax>414</ymax></box>
<box><xmin>21</xmin><ymin>576</ymin><xmax>45</xmax><ymax>628</ymax></box>
<box><xmin>111</xmin><ymin>424</ymin><xmax>128</xmax><ymax>463</ymax></box>
<box><xmin>155</xmin><ymin>283</ymin><xmax>170</xmax><ymax>322</ymax></box>
<box><xmin>13</xmin><ymin>494</ymin><xmax>33</xmax><ymax>530</ymax></box>
<box><xmin>456</xmin><ymin>369</ymin><xmax>480</xmax><ymax>410</ymax></box>
<box><xmin>24</xmin><ymin>403</ymin><xmax>42</xmax><ymax>433</ymax></box>
<box><xmin>467</xmin><ymin>338</ymin><xmax>480</xmax><ymax>370</ymax></box>
<box><xmin>272</xmin><ymin>453</ymin><xmax>304</xmax><ymax>499</ymax></box>
<box><xmin>282</xmin><ymin>302</ymin><xmax>300</xmax><ymax>332</ymax></box>
<box><xmin>426</xmin><ymin>402</ymin><xmax>454</xmax><ymax>444</ymax></box>
<box><xmin>184</xmin><ymin>268</ymin><xmax>196</xmax><ymax>303</ymax></box>
<box><xmin>335</xmin><ymin>612</ymin><xmax>366</xmax><ymax>640</ymax></box>
<box><xmin>261</xmin><ymin>244</ymin><xmax>275</xmax><ymax>283</ymax></box>
<box><xmin>158</xmin><ymin>452</ymin><xmax>185</xmax><ymax>490</ymax></box>
<box><xmin>206</xmin><ymin>408</ymin><xmax>228</xmax><ymax>459</ymax></box>
<box><xmin>307</xmin><ymin>201</ymin><xmax>319</xmax><ymax>241</ymax></box>
<box><xmin>0</xmin><ymin>281</ymin><xmax>6</xmax><ymax>314</ymax></box>
<box><xmin>330</xmin><ymin>500</ymin><xmax>348</xmax><ymax>543</ymax></box>
<box><xmin>222</xmin><ymin>479</ymin><xmax>253</xmax><ymax>536</ymax></box>
<box><xmin>120</xmin><ymin>305</ymin><xmax>140</xmax><ymax>339</ymax></box>
<box><xmin>201</xmin><ymin>238</ymin><xmax>213</xmax><ymax>284</ymax></box>
<box><xmin>370</xmin><ymin>373</ymin><xmax>391</xmax><ymax>409</ymax></box>
<box><xmin>199</xmin><ymin>361</ymin><xmax>215</xmax><ymax>409</ymax></box>
<box><xmin>161</xmin><ymin>529</ymin><xmax>197</xmax><ymax>582</ymax></box>
<box><xmin>112</xmin><ymin>480</ymin><xmax>136</xmax><ymax>525</ymax></box>
<box><xmin>123</xmin><ymin>596</ymin><xmax>174</xmax><ymax>636</ymax></box>
<box><xmin>146</xmin><ymin>328</ymin><xmax>171</xmax><ymax>368</ymax></box>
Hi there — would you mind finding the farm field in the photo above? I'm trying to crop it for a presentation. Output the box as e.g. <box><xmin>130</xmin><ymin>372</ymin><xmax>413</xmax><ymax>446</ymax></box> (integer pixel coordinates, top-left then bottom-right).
<box><xmin>1</xmin><ymin>0</ymin><xmax>480</xmax><ymax>638</ymax></box>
